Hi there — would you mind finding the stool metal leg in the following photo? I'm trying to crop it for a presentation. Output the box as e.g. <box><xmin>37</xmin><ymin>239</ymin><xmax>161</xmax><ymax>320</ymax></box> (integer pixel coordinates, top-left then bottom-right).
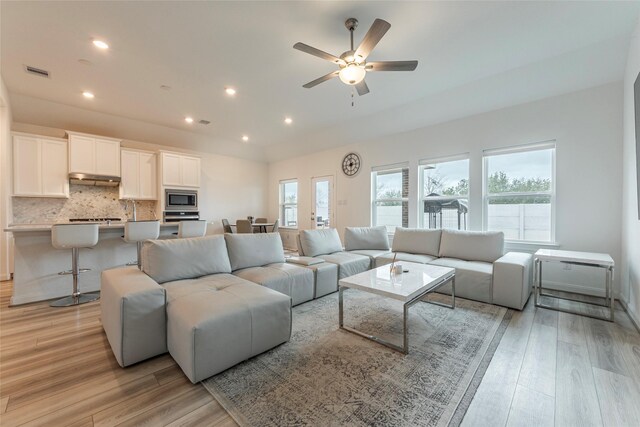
<box><xmin>137</xmin><ymin>241</ymin><xmax>143</xmax><ymax>269</ymax></box>
<box><xmin>51</xmin><ymin>248</ymin><xmax>100</xmax><ymax>307</ymax></box>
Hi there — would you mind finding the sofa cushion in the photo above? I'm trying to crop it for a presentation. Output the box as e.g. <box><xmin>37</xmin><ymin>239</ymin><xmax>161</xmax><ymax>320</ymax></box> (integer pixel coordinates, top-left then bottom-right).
<box><xmin>392</xmin><ymin>227</ymin><xmax>442</xmax><ymax>257</ymax></box>
<box><xmin>225</xmin><ymin>233</ymin><xmax>285</xmax><ymax>271</ymax></box>
<box><xmin>142</xmin><ymin>235</ymin><xmax>231</xmax><ymax>284</ymax></box>
<box><xmin>375</xmin><ymin>252</ymin><xmax>437</xmax><ymax>267</ymax></box>
<box><xmin>344</xmin><ymin>226</ymin><xmax>390</xmax><ymax>251</ymax></box>
<box><xmin>428</xmin><ymin>257</ymin><xmax>493</xmax><ymax>304</ymax></box>
<box><xmin>439</xmin><ymin>230</ymin><xmax>504</xmax><ymax>263</ymax></box>
<box><xmin>233</xmin><ymin>263</ymin><xmax>314</xmax><ymax>306</ymax></box>
<box><xmin>348</xmin><ymin>249</ymin><xmax>392</xmax><ymax>269</ymax></box>
<box><xmin>317</xmin><ymin>252</ymin><xmax>370</xmax><ymax>279</ymax></box>
<box><xmin>162</xmin><ymin>273</ymin><xmax>250</xmax><ymax>302</ymax></box>
<box><xmin>299</xmin><ymin>229</ymin><xmax>343</xmax><ymax>257</ymax></box>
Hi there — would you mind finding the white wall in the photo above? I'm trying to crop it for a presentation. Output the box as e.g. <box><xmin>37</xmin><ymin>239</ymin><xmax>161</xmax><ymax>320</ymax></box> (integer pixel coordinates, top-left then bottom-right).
<box><xmin>11</xmin><ymin>123</ymin><xmax>269</xmax><ymax>235</ymax></box>
<box><xmin>269</xmin><ymin>83</ymin><xmax>623</xmax><ymax>295</ymax></box>
<box><xmin>621</xmin><ymin>18</ymin><xmax>640</xmax><ymax>326</ymax></box>
<box><xmin>0</xmin><ymin>77</ymin><xmax>13</xmax><ymax>281</ymax></box>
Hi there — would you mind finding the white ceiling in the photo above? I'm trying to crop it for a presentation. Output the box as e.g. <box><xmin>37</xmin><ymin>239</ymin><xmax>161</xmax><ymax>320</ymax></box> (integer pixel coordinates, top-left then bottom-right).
<box><xmin>2</xmin><ymin>1</ymin><xmax>639</xmax><ymax>162</ymax></box>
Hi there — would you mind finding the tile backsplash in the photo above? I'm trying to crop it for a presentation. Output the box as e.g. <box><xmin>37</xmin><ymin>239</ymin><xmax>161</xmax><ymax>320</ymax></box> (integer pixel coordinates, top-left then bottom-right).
<box><xmin>12</xmin><ymin>185</ymin><xmax>157</xmax><ymax>224</ymax></box>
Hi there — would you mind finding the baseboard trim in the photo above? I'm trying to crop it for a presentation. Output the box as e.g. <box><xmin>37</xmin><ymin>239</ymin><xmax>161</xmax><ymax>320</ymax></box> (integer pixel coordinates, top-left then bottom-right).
<box><xmin>619</xmin><ymin>298</ymin><xmax>640</xmax><ymax>334</ymax></box>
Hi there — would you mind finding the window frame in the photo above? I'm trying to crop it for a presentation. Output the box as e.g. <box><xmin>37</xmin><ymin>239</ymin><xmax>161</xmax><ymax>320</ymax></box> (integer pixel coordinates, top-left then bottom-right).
<box><xmin>279</xmin><ymin>178</ymin><xmax>299</xmax><ymax>229</ymax></box>
<box><xmin>482</xmin><ymin>141</ymin><xmax>556</xmax><ymax>244</ymax></box>
<box><xmin>370</xmin><ymin>163</ymin><xmax>409</xmax><ymax>232</ymax></box>
<box><xmin>418</xmin><ymin>153</ymin><xmax>470</xmax><ymax>230</ymax></box>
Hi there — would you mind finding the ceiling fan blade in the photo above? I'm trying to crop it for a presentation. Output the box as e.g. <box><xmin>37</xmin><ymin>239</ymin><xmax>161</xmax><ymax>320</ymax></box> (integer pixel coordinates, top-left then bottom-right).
<box><xmin>366</xmin><ymin>61</ymin><xmax>418</xmax><ymax>71</ymax></box>
<box><xmin>294</xmin><ymin>42</ymin><xmax>344</xmax><ymax>64</ymax></box>
<box><xmin>355</xmin><ymin>80</ymin><xmax>369</xmax><ymax>96</ymax></box>
<box><xmin>302</xmin><ymin>70</ymin><xmax>340</xmax><ymax>88</ymax></box>
<box><xmin>354</xmin><ymin>19</ymin><xmax>391</xmax><ymax>60</ymax></box>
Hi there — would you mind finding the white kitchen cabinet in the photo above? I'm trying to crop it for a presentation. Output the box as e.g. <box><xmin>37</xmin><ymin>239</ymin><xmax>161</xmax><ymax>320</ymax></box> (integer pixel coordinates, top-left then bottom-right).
<box><xmin>120</xmin><ymin>149</ymin><xmax>157</xmax><ymax>200</ymax></box>
<box><xmin>160</xmin><ymin>151</ymin><xmax>200</xmax><ymax>188</ymax></box>
<box><xmin>13</xmin><ymin>133</ymin><xmax>69</xmax><ymax>198</ymax></box>
<box><xmin>67</xmin><ymin>131</ymin><xmax>121</xmax><ymax>177</ymax></box>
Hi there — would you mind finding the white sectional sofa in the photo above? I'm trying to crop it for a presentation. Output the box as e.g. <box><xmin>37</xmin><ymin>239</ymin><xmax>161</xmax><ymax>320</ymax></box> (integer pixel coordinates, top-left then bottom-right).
<box><xmin>101</xmin><ymin>226</ymin><xmax>532</xmax><ymax>383</ymax></box>
<box><xmin>101</xmin><ymin>233</ymin><xmax>313</xmax><ymax>383</ymax></box>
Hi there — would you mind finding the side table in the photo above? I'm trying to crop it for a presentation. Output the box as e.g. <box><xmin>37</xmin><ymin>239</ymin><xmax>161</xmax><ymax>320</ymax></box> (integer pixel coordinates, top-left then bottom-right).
<box><xmin>534</xmin><ymin>249</ymin><xmax>614</xmax><ymax>322</ymax></box>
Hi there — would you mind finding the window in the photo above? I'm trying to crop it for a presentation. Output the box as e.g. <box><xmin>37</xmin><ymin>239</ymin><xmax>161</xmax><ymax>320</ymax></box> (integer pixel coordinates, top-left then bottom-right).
<box><xmin>279</xmin><ymin>180</ymin><xmax>298</xmax><ymax>228</ymax></box>
<box><xmin>371</xmin><ymin>164</ymin><xmax>409</xmax><ymax>232</ymax></box>
<box><xmin>419</xmin><ymin>156</ymin><xmax>469</xmax><ymax>230</ymax></box>
<box><xmin>483</xmin><ymin>142</ymin><xmax>555</xmax><ymax>242</ymax></box>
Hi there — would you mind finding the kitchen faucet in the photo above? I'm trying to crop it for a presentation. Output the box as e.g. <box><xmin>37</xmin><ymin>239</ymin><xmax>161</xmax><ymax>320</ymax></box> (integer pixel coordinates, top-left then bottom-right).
<box><xmin>125</xmin><ymin>199</ymin><xmax>137</xmax><ymax>221</ymax></box>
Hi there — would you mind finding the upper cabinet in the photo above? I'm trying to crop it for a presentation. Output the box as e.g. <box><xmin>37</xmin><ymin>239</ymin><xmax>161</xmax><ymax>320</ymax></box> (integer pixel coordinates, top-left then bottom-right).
<box><xmin>13</xmin><ymin>133</ymin><xmax>69</xmax><ymax>198</ymax></box>
<box><xmin>120</xmin><ymin>149</ymin><xmax>157</xmax><ymax>200</ymax></box>
<box><xmin>160</xmin><ymin>151</ymin><xmax>201</xmax><ymax>188</ymax></box>
<box><xmin>67</xmin><ymin>131</ymin><xmax>121</xmax><ymax>177</ymax></box>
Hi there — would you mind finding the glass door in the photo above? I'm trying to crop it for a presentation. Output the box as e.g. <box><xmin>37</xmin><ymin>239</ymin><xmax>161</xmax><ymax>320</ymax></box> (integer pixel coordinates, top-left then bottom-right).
<box><xmin>311</xmin><ymin>176</ymin><xmax>334</xmax><ymax>229</ymax></box>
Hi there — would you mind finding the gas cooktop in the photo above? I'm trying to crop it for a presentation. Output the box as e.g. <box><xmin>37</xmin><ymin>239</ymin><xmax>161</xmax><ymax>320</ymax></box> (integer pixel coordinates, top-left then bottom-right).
<box><xmin>68</xmin><ymin>218</ymin><xmax>122</xmax><ymax>222</ymax></box>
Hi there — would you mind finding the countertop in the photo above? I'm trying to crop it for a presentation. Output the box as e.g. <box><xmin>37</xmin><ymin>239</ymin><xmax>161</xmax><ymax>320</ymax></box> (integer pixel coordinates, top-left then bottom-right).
<box><xmin>5</xmin><ymin>222</ymin><xmax>179</xmax><ymax>233</ymax></box>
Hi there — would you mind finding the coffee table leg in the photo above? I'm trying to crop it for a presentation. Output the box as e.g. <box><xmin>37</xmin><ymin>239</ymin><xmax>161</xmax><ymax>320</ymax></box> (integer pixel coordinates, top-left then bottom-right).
<box><xmin>403</xmin><ymin>303</ymin><xmax>409</xmax><ymax>354</ymax></box>
<box><xmin>451</xmin><ymin>276</ymin><xmax>456</xmax><ymax>309</ymax></box>
<box><xmin>339</xmin><ymin>286</ymin><xmax>344</xmax><ymax>328</ymax></box>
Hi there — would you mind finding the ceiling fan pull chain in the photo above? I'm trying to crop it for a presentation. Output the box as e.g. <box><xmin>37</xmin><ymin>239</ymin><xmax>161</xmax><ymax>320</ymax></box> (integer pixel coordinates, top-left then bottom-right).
<box><xmin>351</xmin><ymin>88</ymin><xmax>355</xmax><ymax>107</ymax></box>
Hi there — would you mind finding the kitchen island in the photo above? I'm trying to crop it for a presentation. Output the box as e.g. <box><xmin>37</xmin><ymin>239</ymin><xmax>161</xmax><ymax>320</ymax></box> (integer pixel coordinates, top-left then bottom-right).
<box><xmin>5</xmin><ymin>223</ymin><xmax>179</xmax><ymax>305</ymax></box>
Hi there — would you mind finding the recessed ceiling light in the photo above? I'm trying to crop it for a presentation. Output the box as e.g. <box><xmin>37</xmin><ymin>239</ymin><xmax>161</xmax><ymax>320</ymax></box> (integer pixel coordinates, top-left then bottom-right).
<box><xmin>160</xmin><ymin>85</ymin><xmax>172</xmax><ymax>91</ymax></box>
<box><xmin>92</xmin><ymin>40</ymin><xmax>109</xmax><ymax>50</ymax></box>
<box><xmin>78</xmin><ymin>59</ymin><xmax>93</xmax><ymax>66</ymax></box>
<box><xmin>185</xmin><ymin>117</ymin><xmax>194</xmax><ymax>124</ymax></box>
<box><xmin>225</xmin><ymin>87</ymin><xmax>236</xmax><ymax>96</ymax></box>
<box><xmin>284</xmin><ymin>117</ymin><xmax>293</xmax><ymax>125</ymax></box>
<box><xmin>82</xmin><ymin>91</ymin><xmax>95</xmax><ymax>99</ymax></box>
<box><xmin>242</xmin><ymin>135</ymin><xmax>249</xmax><ymax>142</ymax></box>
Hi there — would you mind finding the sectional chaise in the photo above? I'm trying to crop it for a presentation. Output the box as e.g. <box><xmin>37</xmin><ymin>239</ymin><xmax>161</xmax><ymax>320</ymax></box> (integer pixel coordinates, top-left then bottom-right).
<box><xmin>101</xmin><ymin>227</ymin><xmax>532</xmax><ymax>383</ymax></box>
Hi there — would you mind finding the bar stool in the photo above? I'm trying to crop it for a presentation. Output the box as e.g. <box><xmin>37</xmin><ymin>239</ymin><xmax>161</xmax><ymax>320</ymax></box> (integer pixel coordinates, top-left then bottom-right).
<box><xmin>51</xmin><ymin>224</ymin><xmax>100</xmax><ymax>307</ymax></box>
<box><xmin>177</xmin><ymin>220</ymin><xmax>207</xmax><ymax>238</ymax></box>
<box><xmin>124</xmin><ymin>220</ymin><xmax>160</xmax><ymax>269</ymax></box>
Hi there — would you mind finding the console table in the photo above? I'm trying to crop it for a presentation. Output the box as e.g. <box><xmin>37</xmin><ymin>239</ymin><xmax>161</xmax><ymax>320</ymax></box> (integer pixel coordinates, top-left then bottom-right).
<box><xmin>534</xmin><ymin>249</ymin><xmax>615</xmax><ymax>322</ymax></box>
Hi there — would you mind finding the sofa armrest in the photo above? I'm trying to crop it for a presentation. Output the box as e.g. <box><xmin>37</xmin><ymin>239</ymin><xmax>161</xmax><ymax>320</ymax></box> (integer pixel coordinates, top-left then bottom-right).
<box><xmin>492</xmin><ymin>252</ymin><xmax>533</xmax><ymax>310</ymax></box>
<box><xmin>101</xmin><ymin>267</ymin><xmax>167</xmax><ymax>367</ymax></box>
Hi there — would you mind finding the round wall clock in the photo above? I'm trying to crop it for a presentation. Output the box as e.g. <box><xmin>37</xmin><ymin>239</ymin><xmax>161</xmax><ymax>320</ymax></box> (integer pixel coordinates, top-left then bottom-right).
<box><xmin>342</xmin><ymin>152</ymin><xmax>361</xmax><ymax>177</ymax></box>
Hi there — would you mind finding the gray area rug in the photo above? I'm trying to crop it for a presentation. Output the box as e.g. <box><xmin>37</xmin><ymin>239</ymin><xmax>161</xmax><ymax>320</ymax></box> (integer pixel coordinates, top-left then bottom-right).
<box><xmin>202</xmin><ymin>290</ymin><xmax>512</xmax><ymax>427</ymax></box>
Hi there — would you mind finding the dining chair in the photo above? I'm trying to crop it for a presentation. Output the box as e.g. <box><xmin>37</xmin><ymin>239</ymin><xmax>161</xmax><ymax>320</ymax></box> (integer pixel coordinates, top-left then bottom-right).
<box><xmin>236</xmin><ymin>219</ymin><xmax>253</xmax><ymax>234</ymax></box>
<box><xmin>221</xmin><ymin>218</ymin><xmax>234</xmax><ymax>233</ymax></box>
<box><xmin>255</xmin><ymin>218</ymin><xmax>268</xmax><ymax>223</ymax></box>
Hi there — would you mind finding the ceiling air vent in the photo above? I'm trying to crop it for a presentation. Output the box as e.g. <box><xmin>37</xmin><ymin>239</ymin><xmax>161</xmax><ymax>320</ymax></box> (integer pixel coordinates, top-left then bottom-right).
<box><xmin>24</xmin><ymin>65</ymin><xmax>50</xmax><ymax>78</ymax></box>
<box><xmin>198</xmin><ymin>120</ymin><xmax>211</xmax><ymax>125</ymax></box>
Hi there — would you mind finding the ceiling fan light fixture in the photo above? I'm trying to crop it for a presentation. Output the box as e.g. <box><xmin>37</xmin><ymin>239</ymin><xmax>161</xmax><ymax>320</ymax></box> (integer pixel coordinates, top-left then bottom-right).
<box><xmin>339</xmin><ymin>64</ymin><xmax>366</xmax><ymax>85</ymax></box>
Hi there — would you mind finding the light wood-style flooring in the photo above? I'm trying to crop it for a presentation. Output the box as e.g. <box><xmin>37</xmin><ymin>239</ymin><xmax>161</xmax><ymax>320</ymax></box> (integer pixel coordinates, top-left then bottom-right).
<box><xmin>463</xmin><ymin>292</ymin><xmax>640</xmax><ymax>427</ymax></box>
<box><xmin>1</xmin><ymin>280</ymin><xmax>639</xmax><ymax>426</ymax></box>
<box><xmin>0</xmin><ymin>280</ymin><xmax>236</xmax><ymax>427</ymax></box>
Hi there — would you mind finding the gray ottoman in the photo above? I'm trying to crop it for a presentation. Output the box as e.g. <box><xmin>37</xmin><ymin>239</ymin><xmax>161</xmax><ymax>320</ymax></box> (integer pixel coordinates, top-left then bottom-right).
<box><xmin>167</xmin><ymin>277</ymin><xmax>291</xmax><ymax>383</ymax></box>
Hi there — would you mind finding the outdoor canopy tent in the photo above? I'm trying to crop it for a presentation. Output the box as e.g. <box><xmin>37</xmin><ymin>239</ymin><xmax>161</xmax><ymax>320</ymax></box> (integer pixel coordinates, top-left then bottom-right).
<box><xmin>423</xmin><ymin>194</ymin><xmax>468</xmax><ymax>230</ymax></box>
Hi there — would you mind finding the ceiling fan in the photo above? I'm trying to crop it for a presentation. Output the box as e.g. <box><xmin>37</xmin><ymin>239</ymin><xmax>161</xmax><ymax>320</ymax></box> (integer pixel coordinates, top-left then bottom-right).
<box><xmin>293</xmin><ymin>18</ymin><xmax>418</xmax><ymax>96</ymax></box>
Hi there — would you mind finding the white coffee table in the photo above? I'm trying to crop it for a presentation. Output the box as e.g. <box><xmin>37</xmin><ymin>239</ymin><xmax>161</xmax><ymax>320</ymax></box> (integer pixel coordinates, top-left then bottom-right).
<box><xmin>339</xmin><ymin>262</ymin><xmax>455</xmax><ymax>354</ymax></box>
<box><xmin>534</xmin><ymin>249</ymin><xmax>615</xmax><ymax>322</ymax></box>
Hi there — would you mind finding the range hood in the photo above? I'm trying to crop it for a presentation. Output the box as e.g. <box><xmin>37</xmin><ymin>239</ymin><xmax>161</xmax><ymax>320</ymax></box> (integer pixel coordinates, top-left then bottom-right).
<box><xmin>69</xmin><ymin>173</ymin><xmax>121</xmax><ymax>187</ymax></box>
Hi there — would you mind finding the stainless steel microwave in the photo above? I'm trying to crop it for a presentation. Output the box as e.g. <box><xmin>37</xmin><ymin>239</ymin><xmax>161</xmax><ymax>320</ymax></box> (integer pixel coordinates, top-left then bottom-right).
<box><xmin>165</xmin><ymin>189</ymin><xmax>198</xmax><ymax>211</ymax></box>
